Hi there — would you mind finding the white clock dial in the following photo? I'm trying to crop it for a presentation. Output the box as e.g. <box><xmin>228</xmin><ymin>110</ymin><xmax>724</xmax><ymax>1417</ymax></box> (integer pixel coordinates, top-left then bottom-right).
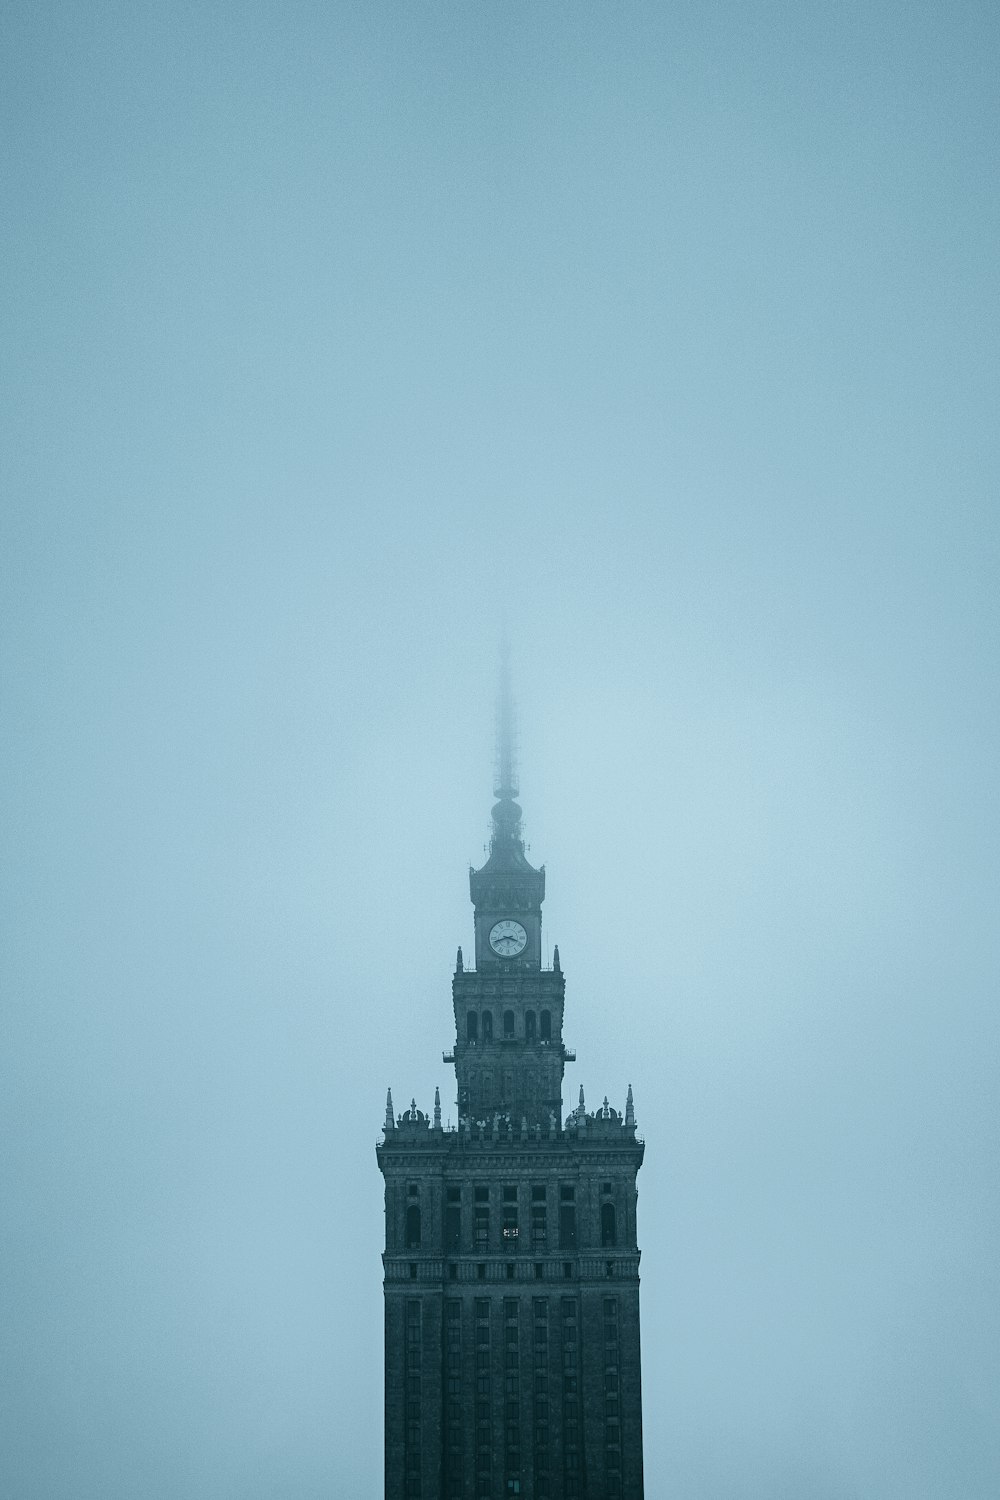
<box><xmin>489</xmin><ymin>919</ymin><xmax>527</xmax><ymax>957</ymax></box>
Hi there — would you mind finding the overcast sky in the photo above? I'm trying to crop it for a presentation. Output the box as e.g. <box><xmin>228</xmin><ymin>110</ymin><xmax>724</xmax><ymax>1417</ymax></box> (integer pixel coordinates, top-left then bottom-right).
<box><xmin>2</xmin><ymin>3</ymin><xmax>998</xmax><ymax>1497</ymax></box>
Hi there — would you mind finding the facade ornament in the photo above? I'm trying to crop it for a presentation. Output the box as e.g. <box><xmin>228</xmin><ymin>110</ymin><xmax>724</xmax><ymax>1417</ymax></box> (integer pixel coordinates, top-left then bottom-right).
<box><xmin>625</xmin><ymin>1082</ymin><xmax>635</xmax><ymax>1129</ymax></box>
<box><xmin>384</xmin><ymin>1087</ymin><xmax>394</xmax><ymax>1133</ymax></box>
<box><xmin>433</xmin><ymin>1086</ymin><xmax>441</xmax><ymax>1129</ymax></box>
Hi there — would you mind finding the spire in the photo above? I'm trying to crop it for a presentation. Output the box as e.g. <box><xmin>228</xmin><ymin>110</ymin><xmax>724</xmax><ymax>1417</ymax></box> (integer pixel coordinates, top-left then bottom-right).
<box><xmin>489</xmin><ymin>638</ymin><xmax>525</xmax><ymax>853</ymax></box>
<box><xmin>456</xmin><ymin>945</ymin><xmax>463</xmax><ymax>973</ymax></box>
<box><xmin>433</xmin><ymin>1086</ymin><xmax>442</xmax><ymax>1128</ymax></box>
<box><xmin>495</xmin><ymin>633</ymin><xmax>519</xmax><ymax>801</ymax></box>
<box><xmin>625</xmin><ymin>1083</ymin><xmax>635</xmax><ymax>1129</ymax></box>
<box><xmin>385</xmin><ymin>1088</ymin><xmax>394</xmax><ymax>1133</ymax></box>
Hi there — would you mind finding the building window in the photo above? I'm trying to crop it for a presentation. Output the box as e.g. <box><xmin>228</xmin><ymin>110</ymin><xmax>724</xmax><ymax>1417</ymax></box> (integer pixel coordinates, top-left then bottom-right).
<box><xmin>502</xmin><ymin>1186</ymin><xmax>519</xmax><ymax>1245</ymax></box>
<box><xmin>539</xmin><ymin>1009</ymin><xmax>551</xmax><ymax>1040</ymax></box>
<box><xmin>475</xmin><ymin>1204</ymin><xmax>489</xmax><ymax>1250</ymax></box>
<box><xmin>601</xmin><ymin>1202</ymin><xmax>617</xmax><ymax>1247</ymax></box>
<box><xmin>445</xmin><ymin>1300</ymin><xmax>463</xmax><ymax>1487</ymax></box>
<box><xmin>559</xmin><ymin>1204</ymin><xmax>576</xmax><ymax>1250</ymax></box>
<box><xmin>467</xmin><ymin>1011</ymin><xmax>478</xmax><ymax>1042</ymax></box>
<box><xmin>445</xmin><ymin>1205</ymin><xmax>461</xmax><ymax>1251</ymax></box>
<box><xmin>504</xmin><ymin>1008</ymin><xmax>515</xmax><ymax>1038</ymax></box>
<box><xmin>404</xmin><ymin>1300</ymin><xmax>421</xmax><ymax>1496</ymax></box>
<box><xmin>405</xmin><ymin>1205</ymin><xmax>421</xmax><ymax>1249</ymax></box>
<box><xmin>525</xmin><ymin>1010</ymin><xmax>536</xmax><ymax>1041</ymax></box>
<box><xmin>532</xmin><ymin>1203</ymin><xmax>547</xmax><ymax>1246</ymax></box>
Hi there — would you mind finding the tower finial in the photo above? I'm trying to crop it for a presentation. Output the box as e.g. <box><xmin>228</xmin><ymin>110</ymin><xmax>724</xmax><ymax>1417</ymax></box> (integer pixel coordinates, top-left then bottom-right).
<box><xmin>385</xmin><ymin>1087</ymin><xmax>394</xmax><ymax>1133</ymax></box>
<box><xmin>433</xmin><ymin>1085</ymin><xmax>442</xmax><ymax>1128</ymax></box>
<box><xmin>625</xmin><ymin>1083</ymin><xmax>635</xmax><ymax>1129</ymax></box>
<box><xmin>494</xmin><ymin>634</ymin><xmax>519</xmax><ymax>801</ymax></box>
<box><xmin>488</xmin><ymin>638</ymin><xmax>524</xmax><ymax>852</ymax></box>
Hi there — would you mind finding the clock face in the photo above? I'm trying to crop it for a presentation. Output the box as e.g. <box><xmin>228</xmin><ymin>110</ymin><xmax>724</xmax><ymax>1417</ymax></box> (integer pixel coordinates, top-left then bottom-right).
<box><xmin>489</xmin><ymin>919</ymin><xmax>527</xmax><ymax>957</ymax></box>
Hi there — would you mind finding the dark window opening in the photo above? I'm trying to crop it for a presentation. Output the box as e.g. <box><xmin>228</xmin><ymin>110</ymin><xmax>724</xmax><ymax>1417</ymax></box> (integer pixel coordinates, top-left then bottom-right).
<box><xmin>475</xmin><ymin>1185</ymin><xmax>490</xmax><ymax>1202</ymax></box>
<box><xmin>408</xmin><ymin>1183</ymin><xmax>419</xmax><ymax>1197</ymax></box>
<box><xmin>532</xmin><ymin>1184</ymin><xmax>546</xmax><ymax>1201</ymax></box>
<box><xmin>559</xmin><ymin>1205</ymin><xmax>576</xmax><ymax>1249</ymax></box>
<box><xmin>474</xmin><ymin>1206</ymin><xmax>489</xmax><ymax>1249</ymax></box>
<box><xmin>409</xmin><ymin>1263</ymin><xmax>417</xmax><ymax>1280</ymax></box>
<box><xmin>467</xmin><ymin>1011</ymin><xmax>478</xmax><ymax>1042</ymax></box>
<box><xmin>532</xmin><ymin>1206</ymin><xmax>547</xmax><ymax>1246</ymax></box>
<box><xmin>601</xmin><ymin>1203</ymin><xmax>617</xmax><ymax>1247</ymax></box>
<box><xmin>445</xmin><ymin>1206</ymin><xmax>461</xmax><ymax>1251</ymax></box>
<box><xmin>601</xmin><ymin>1181</ymin><xmax>613</xmax><ymax>1195</ymax></box>
<box><xmin>447</xmin><ymin>1187</ymin><xmax>461</xmax><ymax>1203</ymax></box>
<box><xmin>539</xmin><ymin>1010</ymin><xmax>551</xmax><ymax>1041</ymax></box>
<box><xmin>506</xmin><ymin>1262</ymin><xmax>515</xmax><ymax>1280</ymax></box>
<box><xmin>405</xmin><ymin>1205</ymin><xmax>422</xmax><ymax>1248</ymax></box>
<box><xmin>504</xmin><ymin>1009</ymin><xmax>515</xmax><ymax>1038</ymax></box>
<box><xmin>560</xmin><ymin>1185</ymin><xmax>575</xmax><ymax>1202</ymax></box>
<box><xmin>534</xmin><ymin>1262</ymin><xmax>544</xmax><ymax>1279</ymax></box>
<box><xmin>503</xmin><ymin>1186</ymin><xmax>518</xmax><ymax>1202</ymax></box>
<box><xmin>563</xmin><ymin>1262</ymin><xmax>573</xmax><ymax>1279</ymax></box>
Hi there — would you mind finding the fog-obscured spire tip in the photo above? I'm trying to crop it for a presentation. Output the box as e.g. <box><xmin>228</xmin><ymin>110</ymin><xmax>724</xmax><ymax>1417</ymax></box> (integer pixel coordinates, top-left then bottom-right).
<box><xmin>494</xmin><ymin>634</ymin><xmax>519</xmax><ymax>802</ymax></box>
<box><xmin>489</xmin><ymin>636</ymin><xmax>524</xmax><ymax>851</ymax></box>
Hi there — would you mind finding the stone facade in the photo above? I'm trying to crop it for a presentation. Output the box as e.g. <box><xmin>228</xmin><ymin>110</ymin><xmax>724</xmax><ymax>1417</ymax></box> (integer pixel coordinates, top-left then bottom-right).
<box><xmin>377</xmin><ymin>697</ymin><xmax>645</xmax><ymax>1499</ymax></box>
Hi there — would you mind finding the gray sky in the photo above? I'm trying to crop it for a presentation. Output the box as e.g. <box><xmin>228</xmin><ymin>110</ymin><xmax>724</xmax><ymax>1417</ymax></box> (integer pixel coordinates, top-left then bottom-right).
<box><xmin>2</xmin><ymin>3</ymin><xmax>998</xmax><ymax>1497</ymax></box>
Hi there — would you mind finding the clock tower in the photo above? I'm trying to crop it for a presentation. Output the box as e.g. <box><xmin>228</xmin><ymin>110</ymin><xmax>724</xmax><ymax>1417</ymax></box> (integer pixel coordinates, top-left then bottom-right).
<box><xmin>376</xmin><ymin>665</ymin><xmax>645</xmax><ymax>1500</ymax></box>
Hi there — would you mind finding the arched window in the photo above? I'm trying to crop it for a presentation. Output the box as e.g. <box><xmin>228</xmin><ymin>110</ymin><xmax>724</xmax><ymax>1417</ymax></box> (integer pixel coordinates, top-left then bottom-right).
<box><xmin>482</xmin><ymin>1011</ymin><xmax>493</xmax><ymax>1043</ymax></box>
<box><xmin>525</xmin><ymin>1010</ymin><xmax>536</xmax><ymax>1042</ymax></box>
<box><xmin>405</xmin><ymin>1205</ymin><xmax>421</xmax><ymax>1249</ymax></box>
<box><xmin>601</xmin><ymin>1202</ymin><xmax>617</xmax><ymax>1247</ymax></box>
<box><xmin>503</xmin><ymin>1009</ymin><xmax>515</xmax><ymax>1038</ymax></box>
<box><xmin>467</xmin><ymin>1011</ymin><xmax>478</xmax><ymax>1042</ymax></box>
<box><xmin>540</xmin><ymin>1010</ymin><xmax>551</xmax><ymax>1041</ymax></box>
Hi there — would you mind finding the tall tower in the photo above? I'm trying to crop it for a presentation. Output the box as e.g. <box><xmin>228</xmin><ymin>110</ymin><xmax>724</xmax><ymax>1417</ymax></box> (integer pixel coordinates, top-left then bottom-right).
<box><xmin>377</xmin><ymin>675</ymin><xmax>645</xmax><ymax>1500</ymax></box>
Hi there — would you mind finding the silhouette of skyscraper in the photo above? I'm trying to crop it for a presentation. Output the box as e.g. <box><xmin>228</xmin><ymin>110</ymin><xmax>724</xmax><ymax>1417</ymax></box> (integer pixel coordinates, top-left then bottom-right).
<box><xmin>378</xmin><ymin>670</ymin><xmax>644</xmax><ymax>1499</ymax></box>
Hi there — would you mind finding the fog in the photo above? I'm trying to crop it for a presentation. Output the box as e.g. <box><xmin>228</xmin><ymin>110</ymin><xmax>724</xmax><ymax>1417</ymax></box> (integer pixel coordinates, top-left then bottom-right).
<box><xmin>2</xmin><ymin>4</ymin><xmax>998</xmax><ymax>1497</ymax></box>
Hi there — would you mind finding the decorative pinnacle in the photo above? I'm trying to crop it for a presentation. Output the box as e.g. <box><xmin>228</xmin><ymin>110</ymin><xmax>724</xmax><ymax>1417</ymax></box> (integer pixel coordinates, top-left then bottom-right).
<box><xmin>456</xmin><ymin>945</ymin><xmax>463</xmax><ymax>972</ymax></box>
<box><xmin>433</xmin><ymin>1086</ymin><xmax>441</xmax><ymax>1128</ymax></box>
<box><xmin>625</xmin><ymin>1083</ymin><xmax>635</xmax><ymax>1129</ymax></box>
<box><xmin>385</xmin><ymin>1088</ymin><xmax>394</xmax><ymax>1133</ymax></box>
<box><xmin>494</xmin><ymin>635</ymin><xmax>519</xmax><ymax>802</ymax></box>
